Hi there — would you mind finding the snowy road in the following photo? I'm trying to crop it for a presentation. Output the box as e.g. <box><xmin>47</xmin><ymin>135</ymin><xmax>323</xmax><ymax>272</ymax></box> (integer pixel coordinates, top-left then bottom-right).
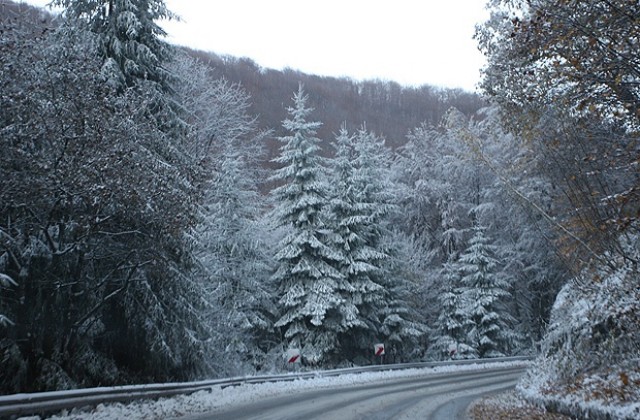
<box><xmin>178</xmin><ymin>365</ymin><xmax>524</xmax><ymax>420</ymax></box>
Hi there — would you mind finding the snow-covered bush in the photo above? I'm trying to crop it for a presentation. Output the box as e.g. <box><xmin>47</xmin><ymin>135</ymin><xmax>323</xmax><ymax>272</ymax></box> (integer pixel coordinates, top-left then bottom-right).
<box><xmin>518</xmin><ymin>236</ymin><xmax>640</xmax><ymax>418</ymax></box>
<box><xmin>541</xmin><ymin>257</ymin><xmax>640</xmax><ymax>382</ymax></box>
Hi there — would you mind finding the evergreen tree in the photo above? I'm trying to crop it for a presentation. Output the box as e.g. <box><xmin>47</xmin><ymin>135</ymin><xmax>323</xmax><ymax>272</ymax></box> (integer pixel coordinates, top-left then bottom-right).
<box><xmin>428</xmin><ymin>259</ymin><xmax>477</xmax><ymax>360</ymax></box>
<box><xmin>457</xmin><ymin>225</ymin><xmax>515</xmax><ymax>358</ymax></box>
<box><xmin>270</xmin><ymin>85</ymin><xmax>346</xmax><ymax>365</ymax></box>
<box><xmin>352</xmin><ymin>127</ymin><xmax>394</xmax><ymax>250</ymax></box>
<box><xmin>347</xmin><ymin>126</ymin><xmax>423</xmax><ymax>361</ymax></box>
<box><xmin>378</xmin><ymin>229</ymin><xmax>427</xmax><ymax>362</ymax></box>
<box><xmin>53</xmin><ymin>0</ymin><xmax>175</xmax><ymax>91</ymax></box>
<box><xmin>327</xmin><ymin>126</ymin><xmax>385</xmax><ymax>361</ymax></box>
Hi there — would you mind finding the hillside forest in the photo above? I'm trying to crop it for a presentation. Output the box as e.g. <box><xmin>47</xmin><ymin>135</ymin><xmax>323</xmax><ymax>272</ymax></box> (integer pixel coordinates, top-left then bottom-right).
<box><xmin>0</xmin><ymin>1</ymin><xmax>638</xmax><ymax>412</ymax></box>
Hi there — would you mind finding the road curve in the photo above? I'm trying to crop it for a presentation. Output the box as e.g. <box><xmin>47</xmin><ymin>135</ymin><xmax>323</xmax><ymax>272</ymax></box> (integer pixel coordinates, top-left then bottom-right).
<box><xmin>179</xmin><ymin>365</ymin><xmax>525</xmax><ymax>420</ymax></box>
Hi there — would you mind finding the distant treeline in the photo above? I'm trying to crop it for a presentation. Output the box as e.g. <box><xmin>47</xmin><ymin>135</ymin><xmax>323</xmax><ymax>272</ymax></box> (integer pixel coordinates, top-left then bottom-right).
<box><xmin>184</xmin><ymin>48</ymin><xmax>485</xmax><ymax>156</ymax></box>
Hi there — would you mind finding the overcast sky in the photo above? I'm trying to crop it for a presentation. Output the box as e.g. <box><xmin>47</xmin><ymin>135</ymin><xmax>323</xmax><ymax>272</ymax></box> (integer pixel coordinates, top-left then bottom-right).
<box><xmin>25</xmin><ymin>0</ymin><xmax>489</xmax><ymax>91</ymax></box>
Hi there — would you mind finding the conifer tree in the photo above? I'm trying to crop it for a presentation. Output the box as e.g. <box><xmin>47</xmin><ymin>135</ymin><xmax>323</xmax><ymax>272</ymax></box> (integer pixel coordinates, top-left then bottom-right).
<box><xmin>53</xmin><ymin>0</ymin><xmax>175</xmax><ymax>91</ymax></box>
<box><xmin>378</xmin><ymin>229</ymin><xmax>427</xmax><ymax>361</ymax></box>
<box><xmin>327</xmin><ymin>126</ymin><xmax>385</xmax><ymax>360</ymax></box>
<box><xmin>352</xmin><ymin>127</ymin><xmax>394</xmax><ymax>250</ymax></box>
<box><xmin>428</xmin><ymin>259</ymin><xmax>478</xmax><ymax>360</ymax></box>
<box><xmin>270</xmin><ymin>85</ymin><xmax>346</xmax><ymax>365</ymax></box>
<box><xmin>0</xmin><ymin>24</ymin><xmax>209</xmax><ymax>390</ymax></box>
<box><xmin>346</xmin><ymin>127</ymin><xmax>423</xmax><ymax>360</ymax></box>
<box><xmin>457</xmin><ymin>225</ymin><xmax>514</xmax><ymax>358</ymax></box>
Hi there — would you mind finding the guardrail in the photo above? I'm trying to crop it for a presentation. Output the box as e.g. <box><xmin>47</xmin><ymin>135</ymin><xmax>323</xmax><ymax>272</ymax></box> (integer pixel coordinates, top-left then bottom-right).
<box><xmin>0</xmin><ymin>355</ymin><xmax>533</xmax><ymax>418</ymax></box>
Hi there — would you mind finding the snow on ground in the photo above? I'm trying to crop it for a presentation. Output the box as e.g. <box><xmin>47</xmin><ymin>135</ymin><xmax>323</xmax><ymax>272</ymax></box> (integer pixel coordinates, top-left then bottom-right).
<box><xmin>18</xmin><ymin>361</ymin><xmax>529</xmax><ymax>420</ymax></box>
<box><xmin>468</xmin><ymin>389</ymin><xmax>571</xmax><ymax>420</ymax></box>
<box><xmin>471</xmin><ymin>365</ymin><xmax>640</xmax><ymax>420</ymax></box>
<box><xmin>517</xmin><ymin>364</ymin><xmax>640</xmax><ymax>420</ymax></box>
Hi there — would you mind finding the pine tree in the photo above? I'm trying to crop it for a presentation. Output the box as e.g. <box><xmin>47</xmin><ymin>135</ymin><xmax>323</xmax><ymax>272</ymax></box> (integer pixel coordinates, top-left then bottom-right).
<box><xmin>378</xmin><ymin>229</ymin><xmax>427</xmax><ymax>362</ymax></box>
<box><xmin>270</xmin><ymin>85</ymin><xmax>346</xmax><ymax>365</ymax></box>
<box><xmin>327</xmin><ymin>126</ymin><xmax>385</xmax><ymax>361</ymax></box>
<box><xmin>457</xmin><ymin>225</ymin><xmax>514</xmax><ymax>358</ymax></box>
<box><xmin>352</xmin><ymin>127</ymin><xmax>394</xmax><ymax>250</ymax></box>
<box><xmin>334</xmin><ymin>126</ymin><xmax>424</xmax><ymax>359</ymax></box>
<box><xmin>53</xmin><ymin>0</ymin><xmax>175</xmax><ymax>91</ymax></box>
<box><xmin>428</xmin><ymin>259</ymin><xmax>478</xmax><ymax>360</ymax></box>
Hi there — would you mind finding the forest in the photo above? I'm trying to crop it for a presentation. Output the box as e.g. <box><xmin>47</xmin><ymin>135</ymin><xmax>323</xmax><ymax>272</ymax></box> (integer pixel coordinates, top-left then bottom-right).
<box><xmin>0</xmin><ymin>0</ymin><xmax>638</xmax><ymax>413</ymax></box>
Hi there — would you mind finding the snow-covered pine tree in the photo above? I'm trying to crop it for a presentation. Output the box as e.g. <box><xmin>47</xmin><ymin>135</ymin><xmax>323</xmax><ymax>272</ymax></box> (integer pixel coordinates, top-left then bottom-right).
<box><xmin>327</xmin><ymin>126</ymin><xmax>385</xmax><ymax>362</ymax></box>
<box><xmin>379</xmin><ymin>229</ymin><xmax>428</xmax><ymax>362</ymax></box>
<box><xmin>352</xmin><ymin>126</ymin><xmax>394</xmax><ymax>250</ymax></box>
<box><xmin>53</xmin><ymin>0</ymin><xmax>175</xmax><ymax>91</ymax></box>
<box><xmin>350</xmin><ymin>126</ymin><xmax>423</xmax><ymax>361</ymax></box>
<box><xmin>457</xmin><ymin>225</ymin><xmax>515</xmax><ymax>358</ymax></box>
<box><xmin>270</xmin><ymin>85</ymin><xmax>347</xmax><ymax>365</ymax></box>
<box><xmin>428</xmin><ymin>259</ymin><xmax>478</xmax><ymax>360</ymax></box>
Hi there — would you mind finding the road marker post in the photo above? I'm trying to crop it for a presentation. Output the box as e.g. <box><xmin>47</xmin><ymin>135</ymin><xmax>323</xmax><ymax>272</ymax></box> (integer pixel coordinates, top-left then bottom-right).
<box><xmin>285</xmin><ymin>348</ymin><xmax>301</xmax><ymax>371</ymax></box>
<box><xmin>374</xmin><ymin>343</ymin><xmax>385</xmax><ymax>365</ymax></box>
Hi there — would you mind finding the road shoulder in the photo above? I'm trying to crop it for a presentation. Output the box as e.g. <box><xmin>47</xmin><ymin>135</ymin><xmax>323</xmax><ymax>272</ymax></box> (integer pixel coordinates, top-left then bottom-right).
<box><xmin>467</xmin><ymin>390</ymin><xmax>572</xmax><ymax>419</ymax></box>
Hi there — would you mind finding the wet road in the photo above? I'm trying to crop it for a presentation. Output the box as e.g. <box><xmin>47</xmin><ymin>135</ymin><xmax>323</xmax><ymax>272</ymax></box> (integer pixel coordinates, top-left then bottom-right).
<box><xmin>179</xmin><ymin>365</ymin><xmax>525</xmax><ymax>420</ymax></box>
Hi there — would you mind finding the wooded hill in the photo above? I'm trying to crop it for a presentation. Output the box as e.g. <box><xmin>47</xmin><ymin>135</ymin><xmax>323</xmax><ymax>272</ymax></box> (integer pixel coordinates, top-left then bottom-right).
<box><xmin>184</xmin><ymin>48</ymin><xmax>485</xmax><ymax>156</ymax></box>
<box><xmin>1</xmin><ymin>0</ymin><xmax>485</xmax><ymax>158</ymax></box>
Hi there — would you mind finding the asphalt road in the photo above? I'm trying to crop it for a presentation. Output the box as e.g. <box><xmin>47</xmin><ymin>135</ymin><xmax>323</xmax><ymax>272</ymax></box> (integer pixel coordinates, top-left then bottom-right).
<box><xmin>180</xmin><ymin>365</ymin><xmax>525</xmax><ymax>420</ymax></box>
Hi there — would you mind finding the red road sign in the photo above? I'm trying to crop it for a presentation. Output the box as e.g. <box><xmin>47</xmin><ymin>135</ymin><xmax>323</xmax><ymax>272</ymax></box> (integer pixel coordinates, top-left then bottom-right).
<box><xmin>286</xmin><ymin>349</ymin><xmax>301</xmax><ymax>364</ymax></box>
<box><xmin>374</xmin><ymin>343</ymin><xmax>385</xmax><ymax>356</ymax></box>
<box><xmin>288</xmin><ymin>354</ymin><xmax>300</xmax><ymax>363</ymax></box>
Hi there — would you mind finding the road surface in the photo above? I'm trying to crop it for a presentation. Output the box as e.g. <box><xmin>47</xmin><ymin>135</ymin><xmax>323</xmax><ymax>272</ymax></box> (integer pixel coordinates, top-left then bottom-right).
<box><xmin>178</xmin><ymin>364</ymin><xmax>525</xmax><ymax>420</ymax></box>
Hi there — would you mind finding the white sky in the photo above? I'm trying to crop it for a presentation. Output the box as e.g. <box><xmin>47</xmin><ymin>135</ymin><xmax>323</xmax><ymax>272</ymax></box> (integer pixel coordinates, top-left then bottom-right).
<box><xmin>24</xmin><ymin>0</ymin><xmax>489</xmax><ymax>91</ymax></box>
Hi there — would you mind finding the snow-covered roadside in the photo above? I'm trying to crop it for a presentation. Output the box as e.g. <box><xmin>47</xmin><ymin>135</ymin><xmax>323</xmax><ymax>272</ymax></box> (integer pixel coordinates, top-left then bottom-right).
<box><xmin>468</xmin><ymin>389</ymin><xmax>571</xmax><ymax>420</ymax></box>
<box><xmin>516</xmin><ymin>364</ymin><xmax>640</xmax><ymax>420</ymax></box>
<box><xmin>18</xmin><ymin>361</ymin><xmax>528</xmax><ymax>420</ymax></box>
<box><xmin>510</xmin><ymin>254</ymin><xmax>640</xmax><ymax>420</ymax></box>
